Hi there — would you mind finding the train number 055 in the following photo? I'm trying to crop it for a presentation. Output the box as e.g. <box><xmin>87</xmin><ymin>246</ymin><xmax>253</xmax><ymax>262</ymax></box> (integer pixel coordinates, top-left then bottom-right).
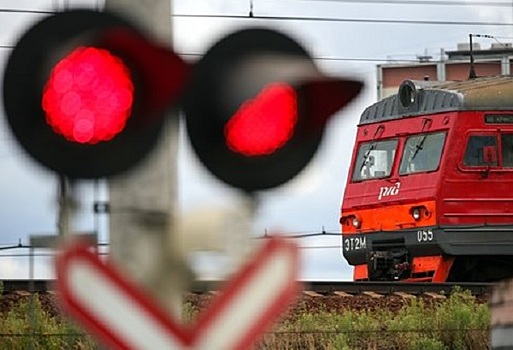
<box><xmin>417</xmin><ymin>229</ymin><xmax>433</xmax><ymax>243</ymax></box>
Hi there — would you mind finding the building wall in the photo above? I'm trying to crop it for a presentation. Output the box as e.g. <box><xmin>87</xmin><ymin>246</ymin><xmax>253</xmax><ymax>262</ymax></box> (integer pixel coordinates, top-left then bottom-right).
<box><xmin>445</xmin><ymin>62</ymin><xmax>501</xmax><ymax>81</ymax></box>
<box><xmin>382</xmin><ymin>64</ymin><xmax>437</xmax><ymax>87</ymax></box>
<box><xmin>378</xmin><ymin>55</ymin><xmax>512</xmax><ymax>100</ymax></box>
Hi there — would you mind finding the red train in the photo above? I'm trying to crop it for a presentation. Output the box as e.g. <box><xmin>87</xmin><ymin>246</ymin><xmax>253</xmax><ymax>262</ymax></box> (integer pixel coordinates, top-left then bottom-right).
<box><xmin>340</xmin><ymin>76</ymin><xmax>513</xmax><ymax>282</ymax></box>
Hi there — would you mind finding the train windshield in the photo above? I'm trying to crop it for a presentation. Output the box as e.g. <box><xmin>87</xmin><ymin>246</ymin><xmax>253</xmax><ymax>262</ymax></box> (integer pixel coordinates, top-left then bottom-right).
<box><xmin>352</xmin><ymin>139</ymin><xmax>398</xmax><ymax>181</ymax></box>
<box><xmin>399</xmin><ymin>131</ymin><xmax>446</xmax><ymax>175</ymax></box>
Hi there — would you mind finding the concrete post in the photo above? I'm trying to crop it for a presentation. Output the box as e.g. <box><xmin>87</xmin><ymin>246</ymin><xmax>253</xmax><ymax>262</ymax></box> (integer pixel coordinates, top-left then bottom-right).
<box><xmin>104</xmin><ymin>0</ymin><xmax>186</xmax><ymax>314</ymax></box>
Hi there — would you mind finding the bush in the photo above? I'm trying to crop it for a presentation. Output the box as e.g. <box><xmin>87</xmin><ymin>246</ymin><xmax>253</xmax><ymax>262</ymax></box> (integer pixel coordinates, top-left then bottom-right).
<box><xmin>0</xmin><ymin>295</ymin><xmax>94</xmax><ymax>349</ymax></box>
<box><xmin>258</xmin><ymin>288</ymin><xmax>490</xmax><ymax>350</ymax></box>
<box><xmin>410</xmin><ymin>337</ymin><xmax>447</xmax><ymax>350</ymax></box>
<box><xmin>435</xmin><ymin>288</ymin><xmax>490</xmax><ymax>350</ymax></box>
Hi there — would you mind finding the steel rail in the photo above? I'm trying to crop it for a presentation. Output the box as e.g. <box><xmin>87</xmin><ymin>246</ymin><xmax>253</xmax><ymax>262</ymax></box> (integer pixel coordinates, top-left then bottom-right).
<box><xmin>0</xmin><ymin>279</ymin><xmax>495</xmax><ymax>296</ymax></box>
<box><xmin>304</xmin><ymin>280</ymin><xmax>495</xmax><ymax>296</ymax></box>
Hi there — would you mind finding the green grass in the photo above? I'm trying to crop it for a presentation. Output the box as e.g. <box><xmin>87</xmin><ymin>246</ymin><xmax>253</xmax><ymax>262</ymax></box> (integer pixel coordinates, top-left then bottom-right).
<box><xmin>0</xmin><ymin>295</ymin><xmax>94</xmax><ymax>349</ymax></box>
<box><xmin>0</xmin><ymin>288</ymin><xmax>490</xmax><ymax>349</ymax></box>
<box><xmin>258</xmin><ymin>288</ymin><xmax>490</xmax><ymax>350</ymax></box>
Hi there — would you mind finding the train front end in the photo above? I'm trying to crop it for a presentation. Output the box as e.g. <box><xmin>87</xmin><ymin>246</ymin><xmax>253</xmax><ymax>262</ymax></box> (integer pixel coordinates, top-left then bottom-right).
<box><xmin>341</xmin><ymin>77</ymin><xmax>513</xmax><ymax>282</ymax></box>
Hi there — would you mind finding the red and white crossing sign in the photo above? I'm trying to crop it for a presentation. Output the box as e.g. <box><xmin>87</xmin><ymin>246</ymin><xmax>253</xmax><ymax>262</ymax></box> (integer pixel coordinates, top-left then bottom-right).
<box><xmin>55</xmin><ymin>237</ymin><xmax>300</xmax><ymax>350</ymax></box>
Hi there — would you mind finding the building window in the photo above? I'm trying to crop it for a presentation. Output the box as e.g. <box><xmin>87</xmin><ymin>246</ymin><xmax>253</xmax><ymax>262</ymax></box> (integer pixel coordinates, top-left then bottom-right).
<box><xmin>352</xmin><ymin>139</ymin><xmax>398</xmax><ymax>181</ymax></box>
<box><xmin>399</xmin><ymin>132</ymin><xmax>446</xmax><ymax>175</ymax></box>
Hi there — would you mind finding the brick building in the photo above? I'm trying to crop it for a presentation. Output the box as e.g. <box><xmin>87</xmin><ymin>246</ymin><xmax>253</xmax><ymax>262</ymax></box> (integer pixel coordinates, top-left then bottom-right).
<box><xmin>378</xmin><ymin>42</ymin><xmax>513</xmax><ymax>99</ymax></box>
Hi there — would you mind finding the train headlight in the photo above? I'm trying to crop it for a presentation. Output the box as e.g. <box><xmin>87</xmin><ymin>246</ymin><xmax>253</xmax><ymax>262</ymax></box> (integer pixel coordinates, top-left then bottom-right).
<box><xmin>351</xmin><ymin>216</ymin><xmax>361</xmax><ymax>228</ymax></box>
<box><xmin>411</xmin><ymin>207</ymin><xmax>421</xmax><ymax>221</ymax></box>
<box><xmin>340</xmin><ymin>214</ymin><xmax>362</xmax><ymax>229</ymax></box>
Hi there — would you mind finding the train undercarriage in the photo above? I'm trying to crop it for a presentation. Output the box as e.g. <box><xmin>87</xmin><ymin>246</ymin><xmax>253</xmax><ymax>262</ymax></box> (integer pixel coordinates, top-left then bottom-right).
<box><xmin>343</xmin><ymin>226</ymin><xmax>513</xmax><ymax>282</ymax></box>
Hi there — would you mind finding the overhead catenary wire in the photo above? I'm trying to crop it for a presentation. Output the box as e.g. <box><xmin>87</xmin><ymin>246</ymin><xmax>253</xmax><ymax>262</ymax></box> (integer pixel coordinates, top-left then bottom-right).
<box><xmin>0</xmin><ymin>0</ymin><xmax>509</xmax><ymax>15</ymax></box>
<box><xmin>0</xmin><ymin>45</ymin><xmax>443</xmax><ymax>68</ymax></box>
<box><xmin>0</xmin><ymin>8</ymin><xmax>54</xmax><ymax>14</ymax></box>
<box><xmin>0</xmin><ymin>234</ymin><xmax>342</xmax><ymax>254</ymax></box>
<box><xmin>290</xmin><ymin>0</ymin><xmax>513</xmax><ymax>7</ymax></box>
<box><xmin>1</xmin><ymin>11</ymin><xmax>507</xmax><ymax>32</ymax></box>
<box><xmin>173</xmin><ymin>13</ymin><xmax>513</xmax><ymax>27</ymax></box>
<box><xmin>178</xmin><ymin>51</ymin><xmax>430</xmax><ymax>62</ymax></box>
<box><xmin>0</xmin><ymin>41</ymin><xmax>434</xmax><ymax>62</ymax></box>
<box><xmin>1</xmin><ymin>8</ymin><xmax>511</xmax><ymax>36</ymax></box>
<box><xmin>0</xmin><ymin>46</ymin><xmax>483</xmax><ymax>64</ymax></box>
<box><xmin>471</xmin><ymin>33</ymin><xmax>513</xmax><ymax>49</ymax></box>
<box><xmin>0</xmin><ymin>246</ymin><xmax>345</xmax><ymax>257</ymax></box>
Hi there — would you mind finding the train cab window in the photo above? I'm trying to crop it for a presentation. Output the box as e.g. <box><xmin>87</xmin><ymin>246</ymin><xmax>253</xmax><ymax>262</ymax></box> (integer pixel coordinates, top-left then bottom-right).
<box><xmin>399</xmin><ymin>132</ymin><xmax>446</xmax><ymax>175</ymax></box>
<box><xmin>352</xmin><ymin>139</ymin><xmax>398</xmax><ymax>181</ymax></box>
<box><xmin>463</xmin><ymin>135</ymin><xmax>498</xmax><ymax>167</ymax></box>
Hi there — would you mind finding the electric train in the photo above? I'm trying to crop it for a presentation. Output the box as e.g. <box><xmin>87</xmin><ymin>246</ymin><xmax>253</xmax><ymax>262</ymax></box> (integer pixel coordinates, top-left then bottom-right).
<box><xmin>341</xmin><ymin>76</ymin><xmax>513</xmax><ymax>282</ymax></box>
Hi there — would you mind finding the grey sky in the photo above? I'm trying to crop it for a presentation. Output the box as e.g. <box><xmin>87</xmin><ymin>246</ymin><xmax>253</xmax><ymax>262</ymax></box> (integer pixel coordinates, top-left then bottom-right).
<box><xmin>0</xmin><ymin>0</ymin><xmax>512</xmax><ymax>280</ymax></box>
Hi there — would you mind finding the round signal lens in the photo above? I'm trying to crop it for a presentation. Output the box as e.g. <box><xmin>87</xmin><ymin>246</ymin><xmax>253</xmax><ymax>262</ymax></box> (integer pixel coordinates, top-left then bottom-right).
<box><xmin>42</xmin><ymin>46</ymin><xmax>134</xmax><ymax>144</ymax></box>
<box><xmin>352</xmin><ymin>216</ymin><xmax>361</xmax><ymax>228</ymax></box>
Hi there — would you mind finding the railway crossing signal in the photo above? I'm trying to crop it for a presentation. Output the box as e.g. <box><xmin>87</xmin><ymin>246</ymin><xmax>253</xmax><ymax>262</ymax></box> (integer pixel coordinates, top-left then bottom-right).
<box><xmin>184</xmin><ymin>28</ymin><xmax>363</xmax><ymax>192</ymax></box>
<box><xmin>56</xmin><ymin>237</ymin><xmax>299</xmax><ymax>350</ymax></box>
<box><xmin>4</xmin><ymin>10</ymin><xmax>362</xmax><ymax>189</ymax></box>
<box><xmin>3</xmin><ymin>9</ymin><xmax>188</xmax><ymax>178</ymax></box>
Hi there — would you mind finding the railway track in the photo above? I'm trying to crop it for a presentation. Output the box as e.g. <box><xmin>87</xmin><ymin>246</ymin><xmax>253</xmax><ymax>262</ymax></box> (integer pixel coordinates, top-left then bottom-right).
<box><xmin>0</xmin><ymin>279</ymin><xmax>495</xmax><ymax>297</ymax></box>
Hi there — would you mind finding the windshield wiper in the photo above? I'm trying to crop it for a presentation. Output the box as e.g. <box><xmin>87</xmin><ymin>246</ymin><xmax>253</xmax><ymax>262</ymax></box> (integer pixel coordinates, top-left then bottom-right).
<box><xmin>359</xmin><ymin>125</ymin><xmax>384</xmax><ymax>172</ymax></box>
<box><xmin>360</xmin><ymin>143</ymin><xmax>376</xmax><ymax>172</ymax></box>
<box><xmin>411</xmin><ymin>135</ymin><xmax>426</xmax><ymax>161</ymax></box>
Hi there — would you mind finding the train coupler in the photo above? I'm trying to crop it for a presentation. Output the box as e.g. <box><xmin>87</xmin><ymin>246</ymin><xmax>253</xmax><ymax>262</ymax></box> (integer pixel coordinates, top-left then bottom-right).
<box><xmin>367</xmin><ymin>249</ymin><xmax>411</xmax><ymax>281</ymax></box>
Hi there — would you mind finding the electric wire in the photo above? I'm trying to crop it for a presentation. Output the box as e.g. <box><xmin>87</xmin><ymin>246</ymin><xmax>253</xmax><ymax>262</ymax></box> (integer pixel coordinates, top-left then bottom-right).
<box><xmin>0</xmin><ymin>236</ymin><xmax>343</xmax><ymax>254</ymax></box>
<box><xmin>290</xmin><ymin>0</ymin><xmax>513</xmax><ymax>7</ymax></box>
<box><xmin>173</xmin><ymin>13</ymin><xmax>513</xmax><ymax>27</ymax></box>
<box><xmin>0</xmin><ymin>45</ymin><xmax>444</xmax><ymax>62</ymax></box>
<box><xmin>0</xmin><ymin>8</ymin><xmax>54</xmax><ymax>14</ymax></box>
<box><xmin>2</xmin><ymin>9</ymin><xmax>509</xmax><ymax>27</ymax></box>
<box><xmin>179</xmin><ymin>51</ymin><xmax>428</xmax><ymax>63</ymax></box>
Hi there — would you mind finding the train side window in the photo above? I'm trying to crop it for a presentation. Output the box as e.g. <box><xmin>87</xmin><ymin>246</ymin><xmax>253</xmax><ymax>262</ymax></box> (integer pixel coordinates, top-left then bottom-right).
<box><xmin>399</xmin><ymin>132</ymin><xmax>446</xmax><ymax>175</ymax></box>
<box><xmin>352</xmin><ymin>139</ymin><xmax>398</xmax><ymax>181</ymax></box>
<box><xmin>463</xmin><ymin>135</ymin><xmax>498</xmax><ymax>167</ymax></box>
<box><xmin>501</xmin><ymin>134</ymin><xmax>513</xmax><ymax>167</ymax></box>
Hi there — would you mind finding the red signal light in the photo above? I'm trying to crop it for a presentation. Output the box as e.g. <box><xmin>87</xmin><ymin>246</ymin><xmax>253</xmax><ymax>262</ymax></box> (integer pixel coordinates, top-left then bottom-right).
<box><xmin>42</xmin><ymin>46</ymin><xmax>134</xmax><ymax>144</ymax></box>
<box><xmin>224</xmin><ymin>83</ymin><xmax>297</xmax><ymax>156</ymax></box>
<box><xmin>3</xmin><ymin>9</ymin><xmax>190</xmax><ymax>179</ymax></box>
<box><xmin>184</xmin><ymin>28</ymin><xmax>363</xmax><ymax>191</ymax></box>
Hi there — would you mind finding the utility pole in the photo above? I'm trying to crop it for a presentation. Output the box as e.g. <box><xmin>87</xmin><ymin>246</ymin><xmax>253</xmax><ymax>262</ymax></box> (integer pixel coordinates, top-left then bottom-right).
<box><xmin>105</xmin><ymin>0</ymin><xmax>186</xmax><ymax>314</ymax></box>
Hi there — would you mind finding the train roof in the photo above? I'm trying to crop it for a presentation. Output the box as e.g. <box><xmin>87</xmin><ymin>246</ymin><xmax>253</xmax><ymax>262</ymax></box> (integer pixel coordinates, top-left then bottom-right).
<box><xmin>359</xmin><ymin>75</ymin><xmax>513</xmax><ymax>125</ymax></box>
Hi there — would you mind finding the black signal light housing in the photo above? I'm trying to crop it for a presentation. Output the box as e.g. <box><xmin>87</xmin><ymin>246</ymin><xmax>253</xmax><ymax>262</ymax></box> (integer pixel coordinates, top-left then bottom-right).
<box><xmin>184</xmin><ymin>28</ymin><xmax>363</xmax><ymax>192</ymax></box>
<box><xmin>3</xmin><ymin>9</ymin><xmax>189</xmax><ymax>179</ymax></box>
